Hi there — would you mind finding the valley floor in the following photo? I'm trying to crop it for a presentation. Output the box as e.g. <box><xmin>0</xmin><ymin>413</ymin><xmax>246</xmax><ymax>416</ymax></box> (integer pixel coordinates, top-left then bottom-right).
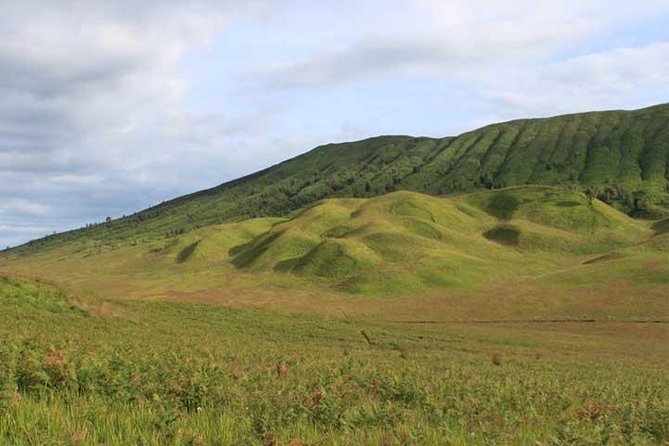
<box><xmin>1</xmin><ymin>273</ymin><xmax>668</xmax><ymax>445</ymax></box>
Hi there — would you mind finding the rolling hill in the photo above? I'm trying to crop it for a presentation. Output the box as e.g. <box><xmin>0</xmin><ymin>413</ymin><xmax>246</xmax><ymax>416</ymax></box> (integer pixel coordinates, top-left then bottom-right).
<box><xmin>2</xmin><ymin>187</ymin><xmax>666</xmax><ymax>322</ymax></box>
<box><xmin>8</xmin><ymin>103</ymin><xmax>669</xmax><ymax>255</ymax></box>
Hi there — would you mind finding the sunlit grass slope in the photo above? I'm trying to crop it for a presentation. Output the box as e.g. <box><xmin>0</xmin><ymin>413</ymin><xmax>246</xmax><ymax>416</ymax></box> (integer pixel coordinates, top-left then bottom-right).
<box><xmin>1</xmin><ymin>273</ymin><xmax>668</xmax><ymax>445</ymax></box>
<box><xmin>227</xmin><ymin>187</ymin><xmax>650</xmax><ymax>294</ymax></box>
<box><xmin>11</xmin><ymin>103</ymin><xmax>669</xmax><ymax>255</ymax></box>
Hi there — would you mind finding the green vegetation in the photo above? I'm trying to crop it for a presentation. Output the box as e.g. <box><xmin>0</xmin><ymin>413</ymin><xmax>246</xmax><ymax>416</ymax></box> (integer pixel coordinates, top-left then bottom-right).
<box><xmin>228</xmin><ymin>187</ymin><xmax>652</xmax><ymax>293</ymax></box>
<box><xmin>10</xmin><ymin>104</ymin><xmax>669</xmax><ymax>255</ymax></box>
<box><xmin>1</xmin><ymin>274</ymin><xmax>668</xmax><ymax>445</ymax></box>
<box><xmin>3</xmin><ymin>187</ymin><xmax>665</xmax><ymax>302</ymax></box>
<box><xmin>1</xmin><ymin>105</ymin><xmax>668</xmax><ymax>444</ymax></box>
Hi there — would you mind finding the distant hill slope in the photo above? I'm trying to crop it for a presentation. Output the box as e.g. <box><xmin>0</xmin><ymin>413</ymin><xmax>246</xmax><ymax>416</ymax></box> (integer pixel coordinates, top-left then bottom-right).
<box><xmin>8</xmin><ymin>103</ymin><xmax>669</xmax><ymax>254</ymax></box>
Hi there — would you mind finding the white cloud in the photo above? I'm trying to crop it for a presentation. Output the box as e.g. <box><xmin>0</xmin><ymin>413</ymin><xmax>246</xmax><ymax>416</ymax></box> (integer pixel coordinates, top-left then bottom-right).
<box><xmin>482</xmin><ymin>42</ymin><xmax>669</xmax><ymax>117</ymax></box>
<box><xmin>251</xmin><ymin>0</ymin><xmax>669</xmax><ymax>121</ymax></box>
<box><xmin>253</xmin><ymin>0</ymin><xmax>627</xmax><ymax>89</ymax></box>
<box><xmin>0</xmin><ymin>0</ymin><xmax>274</xmax><ymax>246</ymax></box>
<box><xmin>2</xmin><ymin>199</ymin><xmax>49</xmax><ymax>216</ymax></box>
<box><xmin>47</xmin><ymin>174</ymin><xmax>103</xmax><ymax>186</ymax></box>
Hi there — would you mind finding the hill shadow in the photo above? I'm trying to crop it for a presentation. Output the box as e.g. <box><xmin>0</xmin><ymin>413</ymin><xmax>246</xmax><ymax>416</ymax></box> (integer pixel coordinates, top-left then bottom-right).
<box><xmin>483</xmin><ymin>226</ymin><xmax>520</xmax><ymax>246</ymax></box>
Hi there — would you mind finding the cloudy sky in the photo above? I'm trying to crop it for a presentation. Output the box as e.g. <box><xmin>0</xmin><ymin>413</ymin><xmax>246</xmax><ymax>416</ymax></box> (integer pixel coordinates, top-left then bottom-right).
<box><xmin>1</xmin><ymin>0</ymin><xmax>668</xmax><ymax>247</ymax></box>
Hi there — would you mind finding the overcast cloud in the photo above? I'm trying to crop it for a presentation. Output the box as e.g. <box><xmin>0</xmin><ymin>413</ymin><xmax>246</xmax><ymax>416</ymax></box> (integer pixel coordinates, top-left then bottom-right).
<box><xmin>1</xmin><ymin>0</ymin><xmax>668</xmax><ymax>247</ymax></box>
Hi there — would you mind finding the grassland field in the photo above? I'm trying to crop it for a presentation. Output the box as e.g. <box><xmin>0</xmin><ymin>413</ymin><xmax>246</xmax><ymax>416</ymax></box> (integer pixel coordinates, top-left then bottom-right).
<box><xmin>1</xmin><ymin>186</ymin><xmax>668</xmax><ymax>445</ymax></box>
<box><xmin>0</xmin><ymin>272</ymin><xmax>668</xmax><ymax>445</ymax></box>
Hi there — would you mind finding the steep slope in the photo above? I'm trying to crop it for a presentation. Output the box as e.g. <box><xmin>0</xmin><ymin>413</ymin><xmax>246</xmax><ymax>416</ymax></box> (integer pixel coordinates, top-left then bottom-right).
<box><xmin>7</xmin><ymin>103</ymin><xmax>669</xmax><ymax>255</ymax></box>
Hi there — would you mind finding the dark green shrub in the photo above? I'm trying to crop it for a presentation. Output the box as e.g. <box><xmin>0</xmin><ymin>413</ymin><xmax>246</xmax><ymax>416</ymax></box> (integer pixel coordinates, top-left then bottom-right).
<box><xmin>487</xmin><ymin>192</ymin><xmax>520</xmax><ymax>220</ymax></box>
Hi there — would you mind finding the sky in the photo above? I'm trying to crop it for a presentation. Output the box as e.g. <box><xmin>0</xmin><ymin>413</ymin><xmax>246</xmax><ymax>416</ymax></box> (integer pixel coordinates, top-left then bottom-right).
<box><xmin>1</xmin><ymin>0</ymin><xmax>668</xmax><ymax>247</ymax></box>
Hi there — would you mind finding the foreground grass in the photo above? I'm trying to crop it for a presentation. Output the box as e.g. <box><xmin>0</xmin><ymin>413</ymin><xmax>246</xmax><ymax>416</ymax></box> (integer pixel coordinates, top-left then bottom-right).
<box><xmin>1</xmin><ymin>275</ymin><xmax>668</xmax><ymax>445</ymax></box>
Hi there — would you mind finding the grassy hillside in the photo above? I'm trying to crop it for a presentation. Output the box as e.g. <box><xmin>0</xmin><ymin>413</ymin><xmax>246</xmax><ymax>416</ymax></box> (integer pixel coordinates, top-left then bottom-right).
<box><xmin>229</xmin><ymin>187</ymin><xmax>649</xmax><ymax>293</ymax></box>
<box><xmin>2</xmin><ymin>187</ymin><xmax>666</xmax><ymax>322</ymax></box>
<box><xmin>2</xmin><ymin>272</ymin><xmax>668</xmax><ymax>445</ymax></box>
<box><xmin>10</xmin><ymin>103</ymin><xmax>669</xmax><ymax>255</ymax></box>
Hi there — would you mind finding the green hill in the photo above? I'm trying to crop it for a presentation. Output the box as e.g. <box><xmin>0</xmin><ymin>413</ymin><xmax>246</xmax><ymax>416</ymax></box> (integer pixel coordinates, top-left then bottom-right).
<box><xmin>226</xmin><ymin>187</ymin><xmax>653</xmax><ymax>293</ymax></box>
<box><xmin>10</xmin><ymin>103</ymin><xmax>669</xmax><ymax>255</ymax></box>
<box><xmin>3</xmin><ymin>187</ymin><xmax>665</xmax><ymax>303</ymax></box>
